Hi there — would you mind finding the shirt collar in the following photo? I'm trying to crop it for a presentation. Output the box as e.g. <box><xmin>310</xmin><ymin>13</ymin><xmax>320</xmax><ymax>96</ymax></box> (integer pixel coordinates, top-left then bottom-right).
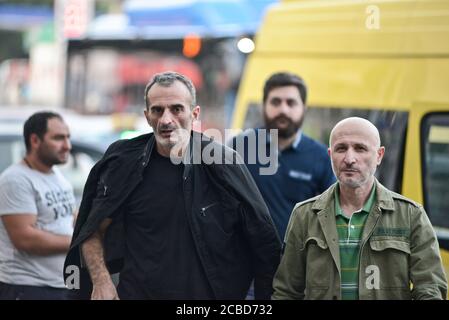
<box><xmin>292</xmin><ymin>130</ymin><xmax>302</xmax><ymax>150</ymax></box>
<box><xmin>266</xmin><ymin>129</ymin><xmax>303</xmax><ymax>151</ymax></box>
<box><xmin>334</xmin><ymin>182</ymin><xmax>376</xmax><ymax>219</ymax></box>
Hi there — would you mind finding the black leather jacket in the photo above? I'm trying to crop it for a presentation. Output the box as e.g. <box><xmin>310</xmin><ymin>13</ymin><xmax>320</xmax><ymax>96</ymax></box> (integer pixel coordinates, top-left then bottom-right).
<box><xmin>64</xmin><ymin>132</ymin><xmax>281</xmax><ymax>299</ymax></box>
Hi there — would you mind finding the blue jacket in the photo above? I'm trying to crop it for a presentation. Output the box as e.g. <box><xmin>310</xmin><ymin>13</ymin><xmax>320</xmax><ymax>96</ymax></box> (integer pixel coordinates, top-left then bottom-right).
<box><xmin>230</xmin><ymin>128</ymin><xmax>335</xmax><ymax>239</ymax></box>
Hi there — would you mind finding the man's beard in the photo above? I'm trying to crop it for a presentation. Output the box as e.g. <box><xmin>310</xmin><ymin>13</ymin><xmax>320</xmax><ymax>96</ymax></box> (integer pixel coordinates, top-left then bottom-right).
<box><xmin>264</xmin><ymin>114</ymin><xmax>304</xmax><ymax>139</ymax></box>
<box><xmin>37</xmin><ymin>147</ymin><xmax>67</xmax><ymax>166</ymax></box>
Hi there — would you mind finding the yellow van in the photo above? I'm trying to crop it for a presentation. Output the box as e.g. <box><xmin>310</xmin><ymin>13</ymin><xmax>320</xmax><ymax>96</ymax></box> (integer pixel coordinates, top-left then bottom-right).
<box><xmin>231</xmin><ymin>0</ymin><xmax>449</xmax><ymax>281</ymax></box>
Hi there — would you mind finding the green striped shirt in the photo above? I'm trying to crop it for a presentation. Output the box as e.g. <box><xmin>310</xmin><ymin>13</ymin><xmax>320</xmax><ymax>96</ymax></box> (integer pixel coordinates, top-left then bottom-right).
<box><xmin>335</xmin><ymin>184</ymin><xmax>376</xmax><ymax>300</ymax></box>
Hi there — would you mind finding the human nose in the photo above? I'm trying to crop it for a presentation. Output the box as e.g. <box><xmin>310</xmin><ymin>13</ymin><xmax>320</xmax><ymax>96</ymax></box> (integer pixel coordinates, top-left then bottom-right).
<box><xmin>64</xmin><ymin>138</ymin><xmax>72</xmax><ymax>151</ymax></box>
<box><xmin>279</xmin><ymin>100</ymin><xmax>290</xmax><ymax>114</ymax></box>
<box><xmin>343</xmin><ymin>148</ymin><xmax>356</xmax><ymax>165</ymax></box>
<box><xmin>159</xmin><ymin>109</ymin><xmax>174</xmax><ymax>125</ymax></box>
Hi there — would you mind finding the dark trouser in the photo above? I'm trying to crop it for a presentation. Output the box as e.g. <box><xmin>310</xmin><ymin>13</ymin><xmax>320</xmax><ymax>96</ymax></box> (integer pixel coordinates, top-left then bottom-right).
<box><xmin>0</xmin><ymin>281</ymin><xmax>70</xmax><ymax>300</ymax></box>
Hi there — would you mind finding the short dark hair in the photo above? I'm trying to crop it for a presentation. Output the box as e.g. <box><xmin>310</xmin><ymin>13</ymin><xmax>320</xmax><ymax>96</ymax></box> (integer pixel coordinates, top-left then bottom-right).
<box><xmin>144</xmin><ymin>71</ymin><xmax>196</xmax><ymax>109</ymax></box>
<box><xmin>263</xmin><ymin>72</ymin><xmax>308</xmax><ymax>105</ymax></box>
<box><xmin>23</xmin><ymin>111</ymin><xmax>63</xmax><ymax>153</ymax></box>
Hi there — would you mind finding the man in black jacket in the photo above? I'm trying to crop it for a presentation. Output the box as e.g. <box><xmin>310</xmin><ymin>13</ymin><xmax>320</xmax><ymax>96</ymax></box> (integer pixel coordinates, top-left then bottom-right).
<box><xmin>63</xmin><ymin>71</ymin><xmax>281</xmax><ymax>300</ymax></box>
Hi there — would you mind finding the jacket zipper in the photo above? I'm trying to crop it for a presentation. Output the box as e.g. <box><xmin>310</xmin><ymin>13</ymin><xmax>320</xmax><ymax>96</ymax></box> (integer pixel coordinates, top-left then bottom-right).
<box><xmin>200</xmin><ymin>202</ymin><xmax>219</xmax><ymax>216</ymax></box>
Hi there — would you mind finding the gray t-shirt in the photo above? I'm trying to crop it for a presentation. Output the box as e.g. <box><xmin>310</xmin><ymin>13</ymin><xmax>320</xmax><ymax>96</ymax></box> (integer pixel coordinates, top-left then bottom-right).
<box><xmin>0</xmin><ymin>163</ymin><xmax>75</xmax><ymax>288</ymax></box>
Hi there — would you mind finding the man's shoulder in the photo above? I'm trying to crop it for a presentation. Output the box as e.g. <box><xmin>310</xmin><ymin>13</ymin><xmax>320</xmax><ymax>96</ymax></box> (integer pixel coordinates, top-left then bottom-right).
<box><xmin>301</xmin><ymin>134</ymin><xmax>328</xmax><ymax>153</ymax></box>
<box><xmin>383</xmin><ymin>189</ymin><xmax>430</xmax><ymax>225</ymax></box>
<box><xmin>376</xmin><ymin>181</ymin><xmax>421</xmax><ymax>209</ymax></box>
<box><xmin>292</xmin><ymin>194</ymin><xmax>321</xmax><ymax>213</ymax></box>
<box><xmin>389</xmin><ymin>190</ymin><xmax>421</xmax><ymax>208</ymax></box>
<box><xmin>199</xmin><ymin>133</ymin><xmax>242</xmax><ymax>166</ymax></box>
<box><xmin>114</xmin><ymin>132</ymin><xmax>152</xmax><ymax>148</ymax></box>
<box><xmin>285</xmin><ymin>196</ymin><xmax>322</xmax><ymax>230</ymax></box>
<box><xmin>0</xmin><ymin>163</ymin><xmax>29</xmax><ymax>183</ymax></box>
<box><xmin>105</xmin><ymin>133</ymin><xmax>152</xmax><ymax>154</ymax></box>
<box><xmin>293</xmin><ymin>184</ymin><xmax>335</xmax><ymax>212</ymax></box>
<box><xmin>0</xmin><ymin>164</ymin><xmax>36</xmax><ymax>213</ymax></box>
<box><xmin>52</xmin><ymin>166</ymin><xmax>74</xmax><ymax>188</ymax></box>
<box><xmin>230</xmin><ymin>128</ymin><xmax>258</xmax><ymax>141</ymax></box>
<box><xmin>238</xmin><ymin>128</ymin><xmax>259</xmax><ymax>135</ymax></box>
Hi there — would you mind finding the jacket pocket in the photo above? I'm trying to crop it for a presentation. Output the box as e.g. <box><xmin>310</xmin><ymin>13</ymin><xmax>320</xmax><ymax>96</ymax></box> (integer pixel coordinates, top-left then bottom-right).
<box><xmin>302</xmin><ymin>236</ymin><xmax>328</xmax><ymax>250</ymax></box>
<box><xmin>370</xmin><ymin>239</ymin><xmax>410</xmax><ymax>254</ymax></box>
<box><xmin>368</xmin><ymin>238</ymin><xmax>410</xmax><ymax>291</ymax></box>
<box><xmin>302</xmin><ymin>236</ymin><xmax>331</xmax><ymax>292</ymax></box>
<box><xmin>198</xmin><ymin>201</ymin><xmax>237</xmax><ymax>236</ymax></box>
<box><xmin>200</xmin><ymin>202</ymin><xmax>219</xmax><ymax>216</ymax></box>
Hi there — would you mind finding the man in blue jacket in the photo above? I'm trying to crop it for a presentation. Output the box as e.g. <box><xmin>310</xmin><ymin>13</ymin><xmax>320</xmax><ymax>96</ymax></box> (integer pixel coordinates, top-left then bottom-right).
<box><xmin>230</xmin><ymin>72</ymin><xmax>335</xmax><ymax>240</ymax></box>
<box><xmin>64</xmin><ymin>71</ymin><xmax>281</xmax><ymax>300</ymax></box>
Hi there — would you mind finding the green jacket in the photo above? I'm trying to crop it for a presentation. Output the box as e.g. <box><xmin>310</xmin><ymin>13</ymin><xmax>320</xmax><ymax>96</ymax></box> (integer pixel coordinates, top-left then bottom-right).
<box><xmin>272</xmin><ymin>180</ymin><xmax>447</xmax><ymax>300</ymax></box>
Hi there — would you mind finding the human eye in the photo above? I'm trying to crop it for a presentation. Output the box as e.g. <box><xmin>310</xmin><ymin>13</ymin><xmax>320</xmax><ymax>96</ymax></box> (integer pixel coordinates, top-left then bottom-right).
<box><xmin>53</xmin><ymin>134</ymin><xmax>65</xmax><ymax>141</ymax></box>
<box><xmin>355</xmin><ymin>144</ymin><xmax>368</xmax><ymax>152</ymax></box>
<box><xmin>172</xmin><ymin>105</ymin><xmax>183</xmax><ymax>113</ymax></box>
<box><xmin>269</xmin><ymin>98</ymin><xmax>281</xmax><ymax>106</ymax></box>
<box><xmin>334</xmin><ymin>145</ymin><xmax>346</xmax><ymax>152</ymax></box>
<box><xmin>287</xmin><ymin>99</ymin><xmax>298</xmax><ymax>107</ymax></box>
<box><xmin>151</xmin><ymin>107</ymin><xmax>162</xmax><ymax>114</ymax></box>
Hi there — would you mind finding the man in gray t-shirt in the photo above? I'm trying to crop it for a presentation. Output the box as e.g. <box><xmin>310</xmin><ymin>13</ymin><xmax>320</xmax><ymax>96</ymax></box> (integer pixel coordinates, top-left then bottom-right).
<box><xmin>0</xmin><ymin>111</ymin><xmax>75</xmax><ymax>300</ymax></box>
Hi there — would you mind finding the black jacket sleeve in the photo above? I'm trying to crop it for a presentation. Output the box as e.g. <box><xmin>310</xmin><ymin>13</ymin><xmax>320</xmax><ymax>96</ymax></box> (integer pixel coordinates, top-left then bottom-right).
<box><xmin>214</xmin><ymin>149</ymin><xmax>282</xmax><ymax>299</ymax></box>
<box><xmin>63</xmin><ymin>139</ymin><xmax>126</xmax><ymax>298</ymax></box>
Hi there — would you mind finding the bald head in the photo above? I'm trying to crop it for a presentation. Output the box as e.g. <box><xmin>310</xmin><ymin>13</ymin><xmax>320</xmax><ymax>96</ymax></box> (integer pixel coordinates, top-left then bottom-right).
<box><xmin>329</xmin><ymin>117</ymin><xmax>381</xmax><ymax>148</ymax></box>
<box><xmin>328</xmin><ymin>117</ymin><xmax>385</xmax><ymax>190</ymax></box>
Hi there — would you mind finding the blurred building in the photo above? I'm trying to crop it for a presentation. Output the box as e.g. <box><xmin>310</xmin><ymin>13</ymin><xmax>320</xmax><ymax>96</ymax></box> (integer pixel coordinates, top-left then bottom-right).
<box><xmin>64</xmin><ymin>0</ymin><xmax>277</xmax><ymax>131</ymax></box>
<box><xmin>0</xmin><ymin>0</ymin><xmax>277</xmax><ymax>132</ymax></box>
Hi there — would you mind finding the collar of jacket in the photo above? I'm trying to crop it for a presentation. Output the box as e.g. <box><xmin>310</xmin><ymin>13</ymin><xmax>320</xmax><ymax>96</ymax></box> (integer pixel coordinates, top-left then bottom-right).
<box><xmin>140</xmin><ymin>131</ymin><xmax>205</xmax><ymax>180</ymax></box>
<box><xmin>311</xmin><ymin>178</ymin><xmax>395</xmax><ymax>213</ymax></box>
<box><xmin>139</xmin><ymin>133</ymin><xmax>154</xmax><ymax>167</ymax></box>
<box><xmin>308</xmin><ymin>178</ymin><xmax>393</xmax><ymax>277</ymax></box>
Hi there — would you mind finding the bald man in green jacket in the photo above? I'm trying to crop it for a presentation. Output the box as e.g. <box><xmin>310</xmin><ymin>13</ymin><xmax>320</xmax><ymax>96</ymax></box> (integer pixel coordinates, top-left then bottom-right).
<box><xmin>273</xmin><ymin>117</ymin><xmax>447</xmax><ymax>300</ymax></box>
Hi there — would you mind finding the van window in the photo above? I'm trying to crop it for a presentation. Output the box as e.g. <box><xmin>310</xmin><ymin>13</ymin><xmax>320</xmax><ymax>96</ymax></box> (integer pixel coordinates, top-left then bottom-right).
<box><xmin>242</xmin><ymin>104</ymin><xmax>408</xmax><ymax>191</ymax></box>
<box><xmin>422</xmin><ymin>113</ymin><xmax>449</xmax><ymax>230</ymax></box>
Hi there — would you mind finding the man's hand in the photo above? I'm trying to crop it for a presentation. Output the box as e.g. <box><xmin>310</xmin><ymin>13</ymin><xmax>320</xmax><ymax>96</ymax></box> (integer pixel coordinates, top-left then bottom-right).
<box><xmin>81</xmin><ymin>218</ymin><xmax>117</xmax><ymax>300</ymax></box>
<box><xmin>91</xmin><ymin>277</ymin><xmax>119</xmax><ymax>300</ymax></box>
